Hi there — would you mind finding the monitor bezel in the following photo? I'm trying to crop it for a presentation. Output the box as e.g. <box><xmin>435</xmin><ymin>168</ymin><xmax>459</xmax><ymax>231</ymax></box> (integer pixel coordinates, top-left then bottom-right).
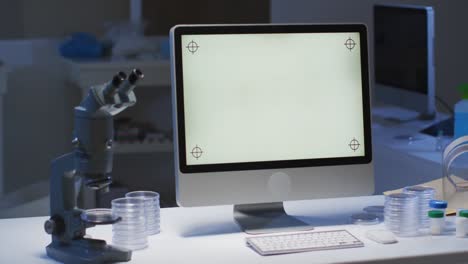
<box><xmin>172</xmin><ymin>24</ymin><xmax>372</xmax><ymax>174</ymax></box>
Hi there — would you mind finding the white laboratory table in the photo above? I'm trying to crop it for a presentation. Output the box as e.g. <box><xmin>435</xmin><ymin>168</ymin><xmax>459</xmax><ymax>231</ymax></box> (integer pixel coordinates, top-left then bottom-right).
<box><xmin>1</xmin><ymin>195</ymin><xmax>467</xmax><ymax>264</ymax></box>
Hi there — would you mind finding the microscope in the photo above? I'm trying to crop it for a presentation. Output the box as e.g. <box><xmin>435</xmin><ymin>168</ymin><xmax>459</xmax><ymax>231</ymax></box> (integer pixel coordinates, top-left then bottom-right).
<box><xmin>44</xmin><ymin>69</ymin><xmax>143</xmax><ymax>263</ymax></box>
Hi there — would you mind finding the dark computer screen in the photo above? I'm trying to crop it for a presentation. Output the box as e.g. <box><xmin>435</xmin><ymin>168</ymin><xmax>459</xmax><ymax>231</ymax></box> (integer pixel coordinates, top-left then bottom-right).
<box><xmin>374</xmin><ymin>5</ymin><xmax>428</xmax><ymax>94</ymax></box>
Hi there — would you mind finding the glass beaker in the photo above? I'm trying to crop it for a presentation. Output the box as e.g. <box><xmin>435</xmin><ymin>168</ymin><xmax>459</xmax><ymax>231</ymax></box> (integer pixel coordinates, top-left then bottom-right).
<box><xmin>443</xmin><ymin>136</ymin><xmax>468</xmax><ymax>209</ymax></box>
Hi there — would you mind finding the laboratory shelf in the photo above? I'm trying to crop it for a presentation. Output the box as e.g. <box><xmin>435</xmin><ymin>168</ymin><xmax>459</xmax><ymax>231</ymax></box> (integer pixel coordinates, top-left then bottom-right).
<box><xmin>113</xmin><ymin>141</ymin><xmax>173</xmax><ymax>154</ymax></box>
<box><xmin>66</xmin><ymin>59</ymin><xmax>171</xmax><ymax>94</ymax></box>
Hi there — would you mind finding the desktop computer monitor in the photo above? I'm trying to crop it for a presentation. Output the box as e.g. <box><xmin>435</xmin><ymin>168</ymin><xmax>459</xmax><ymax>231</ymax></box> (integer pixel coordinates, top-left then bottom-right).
<box><xmin>170</xmin><ymin>24</ymin><xmax>374</xmax><ymax>234</ymax></box>
<box><xmin>374</xmin><ymin>4</ymin><xmax>435</xmax><ymax>119</ymax></box>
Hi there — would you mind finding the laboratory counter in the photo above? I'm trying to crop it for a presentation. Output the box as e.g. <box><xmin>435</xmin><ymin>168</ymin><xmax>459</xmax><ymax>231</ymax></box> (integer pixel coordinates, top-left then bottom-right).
<box><xmin>0</xmin><ymin>195</ymin><xmax>467</xmax><ymax>264</ymax></box>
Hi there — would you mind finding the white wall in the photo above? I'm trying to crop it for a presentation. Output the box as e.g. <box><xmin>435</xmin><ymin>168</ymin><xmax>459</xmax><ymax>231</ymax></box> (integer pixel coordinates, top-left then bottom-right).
<box><xmin>271</xmin><ymin>0</ymin><xmax>468</xmax><ymax>109</ymax></box>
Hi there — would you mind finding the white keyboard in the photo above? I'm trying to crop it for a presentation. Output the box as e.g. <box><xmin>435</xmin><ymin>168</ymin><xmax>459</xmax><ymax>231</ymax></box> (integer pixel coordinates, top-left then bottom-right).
<box><xmin>246</xmin><ymin>230</ymin><xmax>364</xmax><ymax>256</ymax></box>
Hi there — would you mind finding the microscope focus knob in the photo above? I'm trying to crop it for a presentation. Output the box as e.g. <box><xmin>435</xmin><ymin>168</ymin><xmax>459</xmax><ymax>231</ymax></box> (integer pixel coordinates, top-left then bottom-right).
<box><xmin>44</xmin><ymin>217</ymin><xmax>64</xmax><ymax>235</ymax></box>
<box><xmin>44</xmin><ymin>219</ymin><xmax>56</xmax><ymax>234</ymax></box>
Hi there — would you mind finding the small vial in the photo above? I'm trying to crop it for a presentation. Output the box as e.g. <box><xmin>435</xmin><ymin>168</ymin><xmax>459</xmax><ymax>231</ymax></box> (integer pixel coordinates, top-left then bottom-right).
<box><xmin>429</xmin><ymin>200</ymin><xmax>448</xmax><ymax>215</ymax></box>
<box><xmin>456</xmin><ymin>210</ymin><xmax>468</xmax><ymax>238</ymax></box>
<box><xmin>428</xmin><ymin>210</ymin><xmax>445</xmax><ymax>235</ymax></box>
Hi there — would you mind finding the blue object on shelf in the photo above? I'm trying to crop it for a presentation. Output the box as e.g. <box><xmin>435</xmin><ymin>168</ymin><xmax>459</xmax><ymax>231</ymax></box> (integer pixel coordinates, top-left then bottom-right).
<box><xmin>455</xmin><ymin>84</ymin><xmax>468</xmax><ymax>138</ymax></box>
<box><xmin>455</xmin><ymin>101</ymin><xmax>468</xmax><ymax>138</ymax></box>
<box><xmin>59</xmin><ymin>32</ymin><xmax>103</xmax><ymax>59</ymax></box>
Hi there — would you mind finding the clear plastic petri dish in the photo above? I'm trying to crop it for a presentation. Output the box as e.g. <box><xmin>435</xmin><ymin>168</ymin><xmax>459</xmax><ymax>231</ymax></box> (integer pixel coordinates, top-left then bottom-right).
<box><xmin>384</xmin><ymin>193</ymin><xmax>421</xmax><ymax>236</ymax></box>
<box><xmin>113</xmin><ymin>224</ymin><xmax>147</xmax><ymax>231</ymax></box>
<box><xmin>81</xmin><ymin>208</ymin><xmax>120</xmax><ymax>225</ymax></box>
<box><xmin>350</xmin><ymin>213</ymin><xmax>380</xmax><ymax>225</ymax></box>
<box><xmin>403</xmin><ymin>185</ymin><xmax>436</xmax><ymax>194</ymax></box>
<box><xmin>111</xmin><ymin>196</ymin><xmax>148</xmax><ymax>249</ymax></box>
<box><xmin>363</xmin><ymin>205</ymin><xmax>384</xmax><ymax>214</ymax></box>
<box><xmin>112</xmin><ymin>197</ymin><xmax>146</xmax><ymax>206</ymax></box>
<box><xmin>126</xmin><ymin>191</ymin><xmax>160</xmax><ymax>201</ymax></box>
<box><xmin>112</xmin><ymin>239</ymin><xmax>148</xmax><ymax>250</ymax></box>
<box><xmin>125</xmin><ymin>191</ymin><xmax>161</xmax><ymax>236</ymax></box>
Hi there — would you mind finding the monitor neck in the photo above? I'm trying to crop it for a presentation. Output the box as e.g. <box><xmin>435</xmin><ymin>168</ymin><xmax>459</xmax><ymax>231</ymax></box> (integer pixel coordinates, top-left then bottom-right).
<box><xmin>233</xmin><ymin>202</ymin><xmax>312</xmax><ymax>234</ymax></box>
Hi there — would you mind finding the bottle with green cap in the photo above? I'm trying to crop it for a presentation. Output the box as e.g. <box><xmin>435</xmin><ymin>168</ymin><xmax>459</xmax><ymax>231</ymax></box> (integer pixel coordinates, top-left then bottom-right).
<box><xmin>456</xmin><ymin>210</ymin><xmax>468</xmax><ymax>238</ymax></box>
<box><xmin>428</xmin><ymin>210</ymin><xmax>445</xmax><ymax>235</ymax></box>
<box><xmin>455</xmin><ymin>84</ymin><xmax>468</xmax><ymax>138</ymax></box>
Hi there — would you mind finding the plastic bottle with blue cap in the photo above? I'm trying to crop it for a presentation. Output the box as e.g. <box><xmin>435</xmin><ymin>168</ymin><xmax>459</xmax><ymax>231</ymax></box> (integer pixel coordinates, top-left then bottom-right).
<box><xmin>455</xmin><ymin>84</ymin><xmax>468</xmax><ymax>138</ymax></box>
<box><xmin>429</xmin><ymin>200</ymin><xmax>448</xmax><ymax>216</ymax></box>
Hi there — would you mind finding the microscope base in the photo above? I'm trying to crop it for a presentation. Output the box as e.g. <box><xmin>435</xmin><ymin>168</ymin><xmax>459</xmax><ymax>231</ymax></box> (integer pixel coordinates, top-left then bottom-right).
<box><xmin>46</xmin><ymin>238</ymin><xmax>131</xmax><ymax>264</ymax></box>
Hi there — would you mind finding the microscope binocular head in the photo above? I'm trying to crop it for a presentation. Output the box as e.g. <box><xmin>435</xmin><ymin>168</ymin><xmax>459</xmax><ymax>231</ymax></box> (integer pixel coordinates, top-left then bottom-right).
<box><xmin>102</xmin><ymin>69</ymin><xmax>144</xmax><ymax>110</ymax></box>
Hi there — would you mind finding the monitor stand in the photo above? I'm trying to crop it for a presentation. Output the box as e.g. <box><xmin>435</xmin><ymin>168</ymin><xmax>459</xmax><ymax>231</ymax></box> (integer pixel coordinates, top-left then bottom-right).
<box><xmin>234</xmin><ymin>202</ymin><xmax>313</xmax><ymax>234</ymax></box>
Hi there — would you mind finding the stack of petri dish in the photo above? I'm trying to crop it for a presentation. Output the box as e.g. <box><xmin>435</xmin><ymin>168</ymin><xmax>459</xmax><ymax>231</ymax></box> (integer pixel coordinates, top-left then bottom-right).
<box><xmin>403</xmin><ymin>185</ymin><xmax>435</xmax><ymax>234</ymax></box>
<box><xmin>350</xmin><ymin>212</ymin><xmax>380</xmax><ymax>225</ymax></box>
<box><xmin>111</xmin><ymin>197</ymin><xmax>148</xmax><ymax>250</ymax></box>
<box><xmin>363</xmin><ymin>205</ymin><xmax>384</xmax><ymax>221</ymax></box>
<box><xmin>384</xmin><ymin>193</ymin><xmax>419</xmax><ymax>236</ymax></box>
<box><xmin>126</xmin><ymin>191</ymin><xmax>161</xmax><ymax>235</ymax></box>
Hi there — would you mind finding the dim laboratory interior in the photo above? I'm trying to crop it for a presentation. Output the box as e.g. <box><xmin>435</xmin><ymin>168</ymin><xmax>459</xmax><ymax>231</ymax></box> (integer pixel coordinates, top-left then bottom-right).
<box><xmin>1</xmin><ymin>1</ymin><xmax>468</xmax><ymax>263</ymax></box>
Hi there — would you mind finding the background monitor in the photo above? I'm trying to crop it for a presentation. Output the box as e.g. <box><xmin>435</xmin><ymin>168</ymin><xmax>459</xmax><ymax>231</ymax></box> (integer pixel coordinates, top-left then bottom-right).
<box><xmin>374</xmin><ymin>4</ymin><xmax>435</xmax><ymax>119</ymax></box>
<box><xmin>170</xmin><ymin>24</ymin><xmax>374</xmax><ymax>233</ymax></box>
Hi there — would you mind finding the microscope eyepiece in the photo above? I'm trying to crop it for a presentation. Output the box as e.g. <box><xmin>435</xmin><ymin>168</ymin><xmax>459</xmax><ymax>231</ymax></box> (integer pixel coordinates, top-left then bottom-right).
<box><xmin>119</xmin><ymin>69</ymin><xmax>144</xmax><ymax>94</ymax></box>
<box><xmin>117</xmin><ymin>71</ymin><xmax>127</xmax><ymax>81</ymax></box>
<box><xmin>111</xmin><ymin>72</ymin><xmax>125</xmax><ymax>87</ymax></box>
<box><xmin>105</xmin><ymin>72</ymin><xmax>126</xmax><ymax>98</ymax></box>
<box><xmin>128</xmin><ymin>69</ymin><xmax>144</xmax><ymax>85</ymax></box>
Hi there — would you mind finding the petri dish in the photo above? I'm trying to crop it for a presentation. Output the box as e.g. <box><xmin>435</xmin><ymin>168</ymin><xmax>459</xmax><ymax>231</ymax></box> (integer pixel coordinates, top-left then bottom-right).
<box><xmin>126</xmin><ymin>191</ymin><xmax>160</xmax><ymax>202</ymax></box>
<box><xmin>81</xmin><ymin>208</ymin><xmax>121</xmax><ymax>225</ymax></box>
<box><xmin>350</xmin><ymin>213</ymin><xmax>380</xmax><ymax>225</ymax></box>
<box><xmin>363</xmin><ymin>205</ymin><xmax>384</xmax><ymax>214</ymax></box>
